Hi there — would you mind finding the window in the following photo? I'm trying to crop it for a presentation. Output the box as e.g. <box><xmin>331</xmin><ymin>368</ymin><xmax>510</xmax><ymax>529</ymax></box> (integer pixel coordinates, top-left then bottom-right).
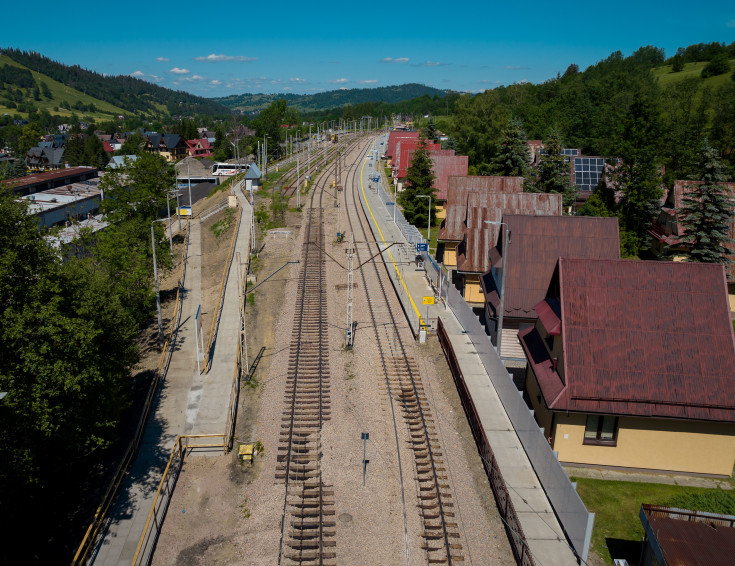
<box><xmin>583</xmin><ymin>415</ymin><xmax>618</xmax><ymax>446</ymax></box>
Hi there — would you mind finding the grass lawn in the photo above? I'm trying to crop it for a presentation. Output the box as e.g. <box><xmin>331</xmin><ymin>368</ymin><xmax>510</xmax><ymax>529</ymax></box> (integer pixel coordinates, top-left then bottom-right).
<box><xmin>652</xmin><ymin>59</ymin><xmax>735</xmax><ymax>89</ymax></box>
<box><xmin>571</xmin><ymin>476</ymin><xmax>735</xmax><ymax>565</ymax></box>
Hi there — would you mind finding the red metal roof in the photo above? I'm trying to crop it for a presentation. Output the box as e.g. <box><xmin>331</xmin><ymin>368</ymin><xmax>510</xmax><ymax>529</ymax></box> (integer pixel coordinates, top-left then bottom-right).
<box><xmin>395</xmin><ymin>141</ymin><xmax>441</xmax><ymax>178</ymax></box>
<box><xmin>386</xmin><ymin>130</ymin><xmax>419</xmax><ymax>159</ymax></box>
<box><xmin>431</xmin><ymin>154</ymin><xmax>469</xmax><ymax>201</ymax></box>
<box><xmin>437</xmin><ymin>177</ymin><xmax>527</xmax><ymax>242</ymax></box>
<box><xmin>481</xmin><ymin>215</ymin><xmax>620</xmax><ymax>319</ymax></box>
<box><xmin>2</xmin><ymin>166</ymin><xmax>98</xmax><ymax>191</ymax></box>
<box><xmin>642</xmin><ymin>505</ymin><xmax>735</xmax><ymax>566</ymax></box>
<box><xmin>521</xmin><ymin>258</ymin><xmax>735</xmax><ymax>421</ymax></box>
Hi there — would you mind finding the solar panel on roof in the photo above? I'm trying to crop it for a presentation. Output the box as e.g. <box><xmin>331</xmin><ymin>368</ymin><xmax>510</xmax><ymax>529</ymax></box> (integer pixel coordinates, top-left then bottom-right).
<box><xmin>573</xmin><ymin>157</ymin><xmax>604</xmax><ymax>191</ymax></box>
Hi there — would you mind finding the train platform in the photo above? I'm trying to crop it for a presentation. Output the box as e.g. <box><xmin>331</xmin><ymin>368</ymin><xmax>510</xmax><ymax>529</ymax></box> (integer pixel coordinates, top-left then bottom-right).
<box><xmin>358</xmin><ymin>139</ymin><xmax>579</xmax><ymax>566</ymax></box>
<box><xmin>90</xmin><ymin>184</ymin><xmax>253</xmax><ymax>566</ymax></box>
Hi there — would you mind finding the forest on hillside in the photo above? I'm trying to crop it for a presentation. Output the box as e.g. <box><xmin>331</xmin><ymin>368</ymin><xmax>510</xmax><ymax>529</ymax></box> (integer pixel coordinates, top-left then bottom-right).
<box><xmin>449</xmin><ymin>42</ymin><xmax>735</xmax><ymax>181</ymax></box>
<box><xmin>1</xmin><ymin>49</ymin><xmax>230</xmax><ymax>116</ymax></box>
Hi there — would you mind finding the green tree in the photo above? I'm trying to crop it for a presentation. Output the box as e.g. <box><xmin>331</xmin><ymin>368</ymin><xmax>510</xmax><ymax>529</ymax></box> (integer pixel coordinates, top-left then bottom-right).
<box><xmin>491</xmin><ymin>118</ymin><xmax>531</xmax><ymax>178</ymax></box>
<box><xmin>535</xmin><ymin>129</ymin><xmax>576</xmax><ymax>208</ymax></box>
<box><xmin>397</xmin><ymin>139</ymin><xmax>436</xmax><ymax>227</ymax></box>
<box><xmin>675</xmin><ymin>141</ymin><xmax>734</xmax><ymax>264</ymax></box>
<box><xmin>64</xmin><ymin>134</ymin><xmax>85</xmax><ymax>166</ymax></box>
<box><xmin>16</xmin><ymin>123</ymin><xmax>42</xmax><ymax>157</ymax></box>
<box><xmin>83</xmin><ymin>134</ymin><xmax>110</xmax><ymax>168</ymax></box>
<box><xmin>100</xmin><ymin>151</ymin><xmax>175</xmax><ymax>224</ymax></box>
<box><xmin>116</xmin><ymin>132</ymin><xmax>145</xmax><ymax>156</ymax></box>
<box><xmin>614</xmin><ymin>94</ymin><xmax>664</xmax><ymax>255</ymax></box>
<box><xmin>701</xmin><ymin>53</ymin><xmax>732</xmax><ymax>78</ymax></box>
<box><xmin>671</xmin><ymin>55</ymin><xmax>685</xmax><ymax>72</ymax></box>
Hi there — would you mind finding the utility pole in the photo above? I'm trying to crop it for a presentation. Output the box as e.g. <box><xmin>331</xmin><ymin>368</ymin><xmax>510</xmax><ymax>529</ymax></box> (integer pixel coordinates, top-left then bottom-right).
<box><xmin>345</xmin><ymin>232</ymin><xmax>354</xmax><ymax>349</ymax></box>
<box><xmin>296</xmin><ymin>152</ymin><xmax>300</xmax><ymax>209</ymax></box>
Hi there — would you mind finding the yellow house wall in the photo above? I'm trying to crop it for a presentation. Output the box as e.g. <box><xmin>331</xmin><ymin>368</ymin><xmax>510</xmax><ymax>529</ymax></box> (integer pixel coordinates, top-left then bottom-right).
<box><xmin>464</xmin><ymin>274</ymin><xmax>484</xmax><ymax>304</ymax></box>
<box><xmin>552</xmin><ymin>413</ymin><xmax>735</xmax><ymax>476</ymax></box>
<box><xmin>436</xmin><ymin>204</ymin><xmax>446</xmax><ymax>220</ymax></box>
<box><xmin>443</xmin><ymin>242</ymin><xmax>457</xmax><ymax>267</ymax></box>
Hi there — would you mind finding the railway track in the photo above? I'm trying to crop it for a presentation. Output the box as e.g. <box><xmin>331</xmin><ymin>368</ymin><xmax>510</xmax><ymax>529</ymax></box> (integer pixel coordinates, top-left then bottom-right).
<box><xmin>343</xmin><ymin>140</ymin><xmax>464</xmax><ymax>564</ymax></box>
<box><xmin>276</xmin><ymin>139</ymin><xmax>349</xmax><ymax>565</ymax></box>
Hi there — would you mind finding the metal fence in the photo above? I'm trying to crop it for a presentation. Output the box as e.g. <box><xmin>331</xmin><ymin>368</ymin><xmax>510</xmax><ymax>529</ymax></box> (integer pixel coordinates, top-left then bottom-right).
<box><xmin>424</xmin><ymin>254</ymin><xmax>594</xmax><ymax>563</ymax></box>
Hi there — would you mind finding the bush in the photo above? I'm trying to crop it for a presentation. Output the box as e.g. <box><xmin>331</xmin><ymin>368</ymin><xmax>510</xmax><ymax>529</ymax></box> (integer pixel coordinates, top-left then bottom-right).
<box><xmin>701</xmin><ymin>54</ymin><xmax>732</xmax><ymax>78</ymax></box>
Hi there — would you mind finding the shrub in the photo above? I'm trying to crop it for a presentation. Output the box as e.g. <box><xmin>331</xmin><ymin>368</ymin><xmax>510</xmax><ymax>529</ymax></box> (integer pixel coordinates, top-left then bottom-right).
<box><xmin>701</xmin><ymin>54</ymin><xmax>732</xmax><ymax>78</ymax></box>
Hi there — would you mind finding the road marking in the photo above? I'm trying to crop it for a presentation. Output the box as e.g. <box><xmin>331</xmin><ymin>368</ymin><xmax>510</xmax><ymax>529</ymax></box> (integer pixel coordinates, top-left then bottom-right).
<box><xmin>360</xmin><ymin>143</ymin><xmax>425</xmax><ymax>329</ymax></box>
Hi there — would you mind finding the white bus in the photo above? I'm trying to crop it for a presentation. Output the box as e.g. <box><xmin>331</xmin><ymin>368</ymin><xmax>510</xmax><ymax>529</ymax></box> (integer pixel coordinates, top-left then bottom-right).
<box><xmin>212</xmin><ymin>162</ymin><xmax>248</xmax><ymax>176</ymax></box>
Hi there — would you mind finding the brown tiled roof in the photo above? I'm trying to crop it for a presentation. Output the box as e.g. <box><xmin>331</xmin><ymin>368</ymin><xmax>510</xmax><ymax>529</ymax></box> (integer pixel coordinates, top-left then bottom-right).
<box><xmin>454</xmin><ymin>193</ymin><xmax>563</xmax><ymax>273</ymax></box>
<box><xmin>481</xmin><ymin>215</ymin><xmax>620</xmax><ymax>319</ymax></box>
<box><xmin>520</xmin><ymin>258</ymin><xmax>735</xmax><ymax>421</ymax></box>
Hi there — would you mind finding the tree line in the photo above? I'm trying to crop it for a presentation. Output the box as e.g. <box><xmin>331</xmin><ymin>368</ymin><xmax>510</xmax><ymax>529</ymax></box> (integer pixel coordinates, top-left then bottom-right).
<box><xmin>0</xmin><ymin>154</ymin><xmax>175</xmax><ymax>562</ymax></box>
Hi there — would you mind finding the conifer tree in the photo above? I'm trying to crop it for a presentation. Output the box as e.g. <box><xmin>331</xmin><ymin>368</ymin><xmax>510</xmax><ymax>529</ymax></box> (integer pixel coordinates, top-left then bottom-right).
<box><xmin>677</xmin><ymin>141</ymin><xmax>735</xmax><ymax>264</ymax></box>
<box><xmin>398</xmin><ymin>138</ymin><xmax>436</xmax><ymax>227</ymax></box>
<box><xmin>491</xmin><ymin>118</ymin><xmax>530</xmax><ymax>178</ymax></box>
<box><xmin>535</xmin><ymin>129</ymin><xmax>576</xmax><ymax>208</ymax></box>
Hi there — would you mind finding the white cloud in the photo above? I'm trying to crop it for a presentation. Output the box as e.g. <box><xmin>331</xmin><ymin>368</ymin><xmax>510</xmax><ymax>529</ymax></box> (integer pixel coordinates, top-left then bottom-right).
<box><xmin>130</xmin><ymin>70</ymin><xmax>163</xmax><ymax>82</ymax></box>
<box><xmin>328</xmin><ymin>78</ymin><xmax>349</xmax><ymax>84</ymax></box>
<box><xmin>380</xmin><ymin>57</ymin><xmax>409</xmax><ymax>64</ymax></box>
<box><xmin>192</xmin><ymin>75</ymin><xmax>204</xmax><ymax>80</ymax></box>
<box><xmin>357</xmin><ymin>79</ymin><xmax>378</xmax><ymax>84</ymax></box>
<box><xmin>290</xmin><ymin>77</ymin><xmax>307</xmax><ymax>83</ymax></box>
<box><xmin>169</xmin><ymin>67</ymin><xmax>190</xmax><ymax>74</ymax></box>
<box><xmin>193</xmin><ymin>53</ymin><xmax>257</xmax><ymax>62</ymax></box>
<box><xmin>504</xmin><ymin>65</ymin><xmax>529</xmax><ymax>70</ymax></box>
<box><xmin>210</xmin><ymin>79</ymin><xmax>223</xmax><ymax>85</ymax></box>
<box><xmin>283</xmin><ymin>87</ymin><xmax>292</xmax><ymax>91</ymax></box>
<box><xmin>155</xmin><ymin>57</ymin><xmax>169</xmax><ymax>62</ymax></box>
<box><xmin>419</xmin><ymin>60</ymin><xmax>448</xmax><ymax>67</ymax></box>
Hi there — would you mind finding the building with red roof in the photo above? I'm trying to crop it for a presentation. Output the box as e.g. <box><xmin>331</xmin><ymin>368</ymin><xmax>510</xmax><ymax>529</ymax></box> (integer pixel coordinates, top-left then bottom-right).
<box><xmin>386</xmin><ymin>130</ymin><xmax>419</xmax><ymax>161</ymax></box>
<box><xmin>480</xmin><ymin>215</ymin><xmax>620</xmax><ymax>359</ymax></box>
<box><xmin>649</xmin><ymin>179</ymin><xmax>735</xmax><ymax>311</ymax></box>
<box><xmin>437</xmin><ymin>188</ymin><xmax>561</xmax><ymax>305</ymax></box>
<box><xmin>519</xmin><ymin>258</ymin><xmax>735</xmax><ymax>475</ymax></box>
<box><xmin>185</xmin><ymin>138</ymin><xmax>214</xmax><ymax>158</ymax></box>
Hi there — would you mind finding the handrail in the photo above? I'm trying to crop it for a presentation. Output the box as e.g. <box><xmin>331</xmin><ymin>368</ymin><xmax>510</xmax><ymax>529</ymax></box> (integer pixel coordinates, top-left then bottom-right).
<box><xmin>132</xmin><ymin>434</ymin><xmax>227</xmax><ymax>565</ymax></box>
<box><xmin>71</xmin><ymin>224</ymin><xmax>190</xmax><ymax>566</ymax></box>
<box><xmin>204</xmin><ymin>198</ymin><xmax>243</xmax><ymax>373</ymax></box>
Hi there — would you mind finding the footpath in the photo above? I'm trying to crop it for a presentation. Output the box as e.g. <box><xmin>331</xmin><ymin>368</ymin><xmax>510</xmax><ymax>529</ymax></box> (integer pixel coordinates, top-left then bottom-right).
<box><xmin>358</xmin><ymin>136</ymin><xmax>579</xmax><ymax>566</ymax></box>
<box><xmin>90</xmin><ymin>184</ymin><xmax>253</xmax><ymax>566</ymax></box>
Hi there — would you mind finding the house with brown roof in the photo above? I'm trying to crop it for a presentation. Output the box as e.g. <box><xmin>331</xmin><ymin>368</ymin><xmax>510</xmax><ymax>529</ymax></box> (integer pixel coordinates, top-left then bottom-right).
<box><xmin>519</xmin><ymin>258</ymin><xmax>735</xmax><ymax>476</ymax></box>
<box><xmin>639</xmin><ymin>504</ymin><xmax>735</xmax><ymax>566</ymax></box>
<box><xmin>649</xmin><ymin>179</ymin><xmax>735</xmax><ymax>311</ymax></box>
<box><xmin>480</xmin><ymin>215</ymin><xmax>620</xmax><ymax>359</ymax></box>
<box><xmin>437</xmin><ymin>183</ymin><xmax>561</xmax><ymax>305</ymax></box>
<box><xmin>143</xmin><ymin>133</ymin><xmax>188</xmax><ymax>162</ymax></box>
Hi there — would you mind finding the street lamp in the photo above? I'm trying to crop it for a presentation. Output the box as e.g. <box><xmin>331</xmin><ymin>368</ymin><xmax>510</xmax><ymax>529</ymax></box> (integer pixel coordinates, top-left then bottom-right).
<box><xmin>417</xmin><ymin>194</ymin><xmax>432</xmax><ymax>244</ymax></box>
<box><xmin>484</xmin><ymin>220</ymin><xmax>509</xmax><ymax>355</ymax></box>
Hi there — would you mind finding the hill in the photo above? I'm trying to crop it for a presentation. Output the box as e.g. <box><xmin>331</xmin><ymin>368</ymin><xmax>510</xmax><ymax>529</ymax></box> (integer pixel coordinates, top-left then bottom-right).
<box><xmin>0</xmin><ymin>48</ymin><xmax>230</xmax><ymax>118</ymax></box>
<box><xmin>652</xmin><ymin>58</ymin><xmax>735</xmax><ymax>89</ymax></box>
<box><xmin>214</xmin><ymin>83</ymin><xmax>448</xmax><ymax>114</ymax></box>
<box><xmin>0</xmin><ymin>54</ymin><xmax>130</xmax><ymax>121</ymax></box>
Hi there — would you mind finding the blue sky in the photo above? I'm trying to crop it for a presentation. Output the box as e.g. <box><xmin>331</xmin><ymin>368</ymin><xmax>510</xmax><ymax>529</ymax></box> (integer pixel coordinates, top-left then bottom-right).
<box><xmin>3</xmin><ymin>1</ymin><xmax>734</xmax><ymax>98</ymax></box>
